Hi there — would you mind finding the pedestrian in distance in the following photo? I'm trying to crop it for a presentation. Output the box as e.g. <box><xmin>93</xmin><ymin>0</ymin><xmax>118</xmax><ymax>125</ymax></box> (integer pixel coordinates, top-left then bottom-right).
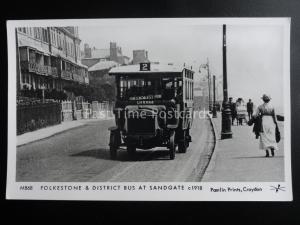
<box><xmin>247</xmin><ymin>99</ymin><xmax>254</xmax><ymax>120</ymax></box>
<box><xmin>229</xmin><ymin>97</ymin><xmax>237</xmax><ymax>125</ymax></box>
<box><xmin>236</xmin><ymin>98</ymin><xmax>247</xmax><ymax>125</ymax></box>
<box><xmin>253</xmin><ymin>94</ymin><xmax>278</xmax><ymax>157</ymax></box>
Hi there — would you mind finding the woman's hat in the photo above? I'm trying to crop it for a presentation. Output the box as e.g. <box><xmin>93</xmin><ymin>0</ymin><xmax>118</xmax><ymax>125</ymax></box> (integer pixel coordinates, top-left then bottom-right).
<box><xmin>261</xmin><ymin>94</ymin><xmax>271</xmax><ymax>101</ymax></box>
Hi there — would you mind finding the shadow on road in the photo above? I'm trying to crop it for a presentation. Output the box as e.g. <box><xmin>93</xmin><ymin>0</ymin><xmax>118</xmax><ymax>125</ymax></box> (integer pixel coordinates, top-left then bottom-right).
<box><xmin>71</xmin><ymin>148</ymin><xmax>171</xmax><ymax>162</ymax></box>
<box><xmin>71</xmin><ymin>148</ymin><xmax>110</xmax><ymax>160</ymax></box>
<box><xmin>119</xmin><ymin>149</ymin><xmax>171</xmax><ymax>162</ymax></box>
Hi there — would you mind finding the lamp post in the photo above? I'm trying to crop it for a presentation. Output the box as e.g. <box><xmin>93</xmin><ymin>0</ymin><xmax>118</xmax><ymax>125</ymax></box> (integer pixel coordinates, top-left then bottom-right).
<box><xmin>221</xmin><ymin>24</ymin><xmax>233</xmax><ymax>139</ymax></box>
<box><xmin>212</xmin><ymin>75</ymin><xmax>217</xmax><ymax>118</ymax></box>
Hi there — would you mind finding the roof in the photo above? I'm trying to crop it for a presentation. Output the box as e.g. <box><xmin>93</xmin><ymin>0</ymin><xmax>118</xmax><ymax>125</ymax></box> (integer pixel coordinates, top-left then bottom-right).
<box><xmin>109</xmin><ymin>63</ymin><xmax>193</xmax><ymax>74</ymax></box>
<box><xmin>88</xmin><ymin>60</ymin><xmax>119</xmax><ymax>72</ymax></box>
<box><xmin>77</xmin><ymin>61</ymin><xmax>88</xmax><ymax>69</ymax></box>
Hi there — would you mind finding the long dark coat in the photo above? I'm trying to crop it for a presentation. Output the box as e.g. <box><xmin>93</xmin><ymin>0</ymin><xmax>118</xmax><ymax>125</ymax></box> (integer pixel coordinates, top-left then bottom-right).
<box><xmin>247</xmin><ymin>116</ymin><xmax>262</xmax><ymax>139</ymax></box>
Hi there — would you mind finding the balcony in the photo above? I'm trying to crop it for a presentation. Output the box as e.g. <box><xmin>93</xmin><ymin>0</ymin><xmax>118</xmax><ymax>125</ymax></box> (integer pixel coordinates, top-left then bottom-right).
<box><xmin>48</xmin><ymin>66</ymin><xmax>58</xmax><ymax>77</ymax></box>
<box><xmin>28</xmin><ymin>62</ymin><xmax>37</xmax><ymax>73</ymax></box>
<box><xmin>35</xmin><ymin>64</ymin><xmax>48</xmax><ymax>75</ymax></box>
<box><xmin>84</xmin><ymin>77</ymin><xmax>89</xmax><ymax>84</ymax></box>
<box><xmin>21</xmin><ymin>62</ymin><xmax>48</xmax><ymax>75</ymax></box>
<box><xmin>79</xmin><ymin>76</ymin><xmax>85</xmax><ymax>84</ymax></box>
<box><xmin>21</xmin><ymin>61</ymin><xmax>58</xmax><ymax>77</ymax></box>
<box><xmin>72</xmin><ymin>73</ymin><xmax>85</xmax><ymax>84</ymax></box>
<box><xmin>21</xmin><ymin>61</ymin><xmax>35</xmax><ymax>73</ymax></box>
<box><xmin>61</xmin><ymin>70</ymin><xmax>73</xmax><ymax>80</ymax></box>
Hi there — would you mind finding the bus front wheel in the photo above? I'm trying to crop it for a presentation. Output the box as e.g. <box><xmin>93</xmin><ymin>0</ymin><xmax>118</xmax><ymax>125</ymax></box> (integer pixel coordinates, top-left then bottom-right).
<box><xmin>109</xmin><ymin>131</ymin><xmax>120</xmax><ymax>160</ymax></box>
<box><xmin>169</xmin><ymin>131</ymin><xmax>176</xmax><ymax>160</ymax></box>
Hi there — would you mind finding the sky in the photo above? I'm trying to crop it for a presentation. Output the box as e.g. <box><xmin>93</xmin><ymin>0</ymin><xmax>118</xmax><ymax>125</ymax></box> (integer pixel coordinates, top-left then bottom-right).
<box><xmin>78</xmin><ymin>22</ymin><xmax>285</xmax><ymax>110</ymax></box>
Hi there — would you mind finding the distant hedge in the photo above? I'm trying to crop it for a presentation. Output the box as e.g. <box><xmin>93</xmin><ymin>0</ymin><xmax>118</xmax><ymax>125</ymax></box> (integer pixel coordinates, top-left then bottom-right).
<box><xmin>17</xmin><ymin>102</ymin><xmax>61</xmax><ymax>135</ymax></box>
<box><xmin>19</xmin><ymin>86</ymin><xmax>68</xmax><ymax>101</ymax></box>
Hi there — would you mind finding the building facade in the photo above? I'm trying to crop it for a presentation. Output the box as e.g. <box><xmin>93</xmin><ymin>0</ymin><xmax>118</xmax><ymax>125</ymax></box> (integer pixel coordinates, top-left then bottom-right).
<box><xmin>16</xmin><ymin>26</ymin><xmax>89</xmax><ymax>93</ymax></box>
<box><xmin>132</xmin><ymin>49</ymin><xmax>149</xmax><ymax>64</ymax></box>
<box><xmin>82</xmin><ymin>42</ymin><xmax>130</xmax><ymax>68</ymax></box>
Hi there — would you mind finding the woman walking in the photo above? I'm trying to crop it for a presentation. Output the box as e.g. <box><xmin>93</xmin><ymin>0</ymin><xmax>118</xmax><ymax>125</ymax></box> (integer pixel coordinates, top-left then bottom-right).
<box><xmin>253</xmin><ymin>94</ymin><xmax>278</xmax><ymax>157</ymax></box>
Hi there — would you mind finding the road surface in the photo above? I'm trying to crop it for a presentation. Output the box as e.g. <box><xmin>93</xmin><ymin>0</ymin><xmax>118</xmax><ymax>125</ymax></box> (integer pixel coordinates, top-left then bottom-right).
<box><xmin>16</xmin><ymin>117</ymin><xmax>215</xmax><ymax>182</ymax></box>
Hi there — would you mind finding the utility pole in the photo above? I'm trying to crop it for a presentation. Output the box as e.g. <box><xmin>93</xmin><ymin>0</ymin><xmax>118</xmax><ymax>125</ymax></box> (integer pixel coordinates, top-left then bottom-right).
<box><xmin>212</xmin><ymin>75</ymin><xmax>217</xmax><ymax>118</ymax></box>
<box><xmin>221</xmin><ymin>24</ymin><xmax>233</xmax><ymax>139</ymax></box>
<box><xmin>207</xmin><ymin>58</ymin><xmax>211</xmax><ymax>111</ymax></box>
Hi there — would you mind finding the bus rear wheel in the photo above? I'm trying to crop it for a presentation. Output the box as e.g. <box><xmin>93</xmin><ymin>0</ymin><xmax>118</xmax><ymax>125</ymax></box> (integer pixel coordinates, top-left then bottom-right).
<box><xmin>178</xmin><ymin>130</ymin><xmax>187</xmax><ymax>153</ymax></box>
<box><xmin>127</xmin><ymin>145</ymin><xmax>136</xmax><ymax>158</ymax></box>
<box><xmin>110</xmin><ymin>146</ymin><xmax>117</xmax><ymax>160</ymax></box>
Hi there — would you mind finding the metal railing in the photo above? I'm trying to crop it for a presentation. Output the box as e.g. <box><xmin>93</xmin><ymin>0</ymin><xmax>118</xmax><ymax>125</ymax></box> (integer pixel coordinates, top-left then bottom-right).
<box><xmin>61</xmin><ymin>70</ymin><xmax>73</xmax><ymax>80</ymax></box>
<box><xmin>72</xmin><ymin>73</ymin><xmax>84</xmax><ymax>83</ymax></box>
<box><xmin>61</xmin><ymin>100</ymin><xmax>114</xmax><ymax>121</ymax></box>
<box><xmin>35</xmin><ymin>63</ymin><xmax>48</xmax><ymax>75</ymax></box>
<box><xmin>21</xmin><ymin>61</ymin><xmax>58</xmax><ymax>77</ymax></box>
<box><xmin>47</xmin><ymin>66</ymin><xmax>58</xmax><ymax>77</ymax></box>
<box><xmin>21</xmin><ymin>61</ymin><xmax>86</xmax><ymax>83</ymax></box>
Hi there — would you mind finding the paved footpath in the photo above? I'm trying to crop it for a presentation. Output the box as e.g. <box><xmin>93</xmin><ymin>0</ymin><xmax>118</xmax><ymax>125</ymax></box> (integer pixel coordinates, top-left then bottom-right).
<box><xmin>202</xmin><ymin>112</ymin><xmax>285</xmax><ymax>182</ymax></box>
<box><xmin>17</xmin><ymin>118</ymin><xmax>113</xmax><ymax>147</ymax></box>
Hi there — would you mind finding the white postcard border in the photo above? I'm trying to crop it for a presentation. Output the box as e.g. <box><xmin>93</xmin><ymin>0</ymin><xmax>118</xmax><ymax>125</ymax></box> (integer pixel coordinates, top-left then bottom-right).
<box><xmin>6</xmin><ymin>18</ymin><xmax>292</xmax><ymax>201</ymax></box>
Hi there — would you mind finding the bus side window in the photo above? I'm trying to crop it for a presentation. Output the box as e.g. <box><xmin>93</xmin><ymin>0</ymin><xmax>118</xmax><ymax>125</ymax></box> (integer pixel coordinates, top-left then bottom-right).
<box><xmin>120</xmin><ymin>78</ymin><xmax>126</xmax><ymax>99</ymax></box>
<box><xmin>177</xmin><ymin>79</ymin><xmax>182</xmax><ymax>98</ymax></box>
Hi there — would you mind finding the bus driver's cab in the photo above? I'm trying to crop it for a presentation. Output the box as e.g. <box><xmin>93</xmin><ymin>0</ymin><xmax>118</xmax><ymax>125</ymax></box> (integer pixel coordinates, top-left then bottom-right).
<box><xmin>108</xmin><ymin>62</ymin><xmax>194</xmax><ymax>160</ymax></box>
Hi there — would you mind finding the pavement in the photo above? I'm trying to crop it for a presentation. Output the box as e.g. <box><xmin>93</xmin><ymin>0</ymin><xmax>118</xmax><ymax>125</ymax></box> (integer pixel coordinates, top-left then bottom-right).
<box><xmin>202</xmin><ymin>112</ymin><xmax>285</xmax><ymax>182</ymax></box>
<box><xmin>17</xmin><ymin>118</ymin><xmax>113</xmax><ymax>147</ymax></box>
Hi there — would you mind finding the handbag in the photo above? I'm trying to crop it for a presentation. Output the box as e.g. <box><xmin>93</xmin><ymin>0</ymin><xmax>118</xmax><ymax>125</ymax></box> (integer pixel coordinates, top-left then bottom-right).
<box><xmin>275</xmin><ymin>124</ymin><xmax>281</xmax><ymax>143</ymax></box>
<box><xmin>247</xmin><ymin>117</ymin><xmax>254</xmax><ymax>126</ymax></box>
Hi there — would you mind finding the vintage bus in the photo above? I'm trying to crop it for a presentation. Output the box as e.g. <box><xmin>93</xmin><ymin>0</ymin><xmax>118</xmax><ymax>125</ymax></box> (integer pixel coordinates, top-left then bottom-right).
<box><xmin>108</xmin><ymin>62</ymin><xmax>194</xmax><ymax>160</ymax></box>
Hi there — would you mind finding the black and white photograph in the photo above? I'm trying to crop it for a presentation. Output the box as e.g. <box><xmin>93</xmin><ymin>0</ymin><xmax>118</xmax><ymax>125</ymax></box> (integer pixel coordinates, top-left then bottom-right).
<box><xmin>6</xmin><ymin>18</ymin><xmax>292</xmax><ymax>201</ymax></box>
